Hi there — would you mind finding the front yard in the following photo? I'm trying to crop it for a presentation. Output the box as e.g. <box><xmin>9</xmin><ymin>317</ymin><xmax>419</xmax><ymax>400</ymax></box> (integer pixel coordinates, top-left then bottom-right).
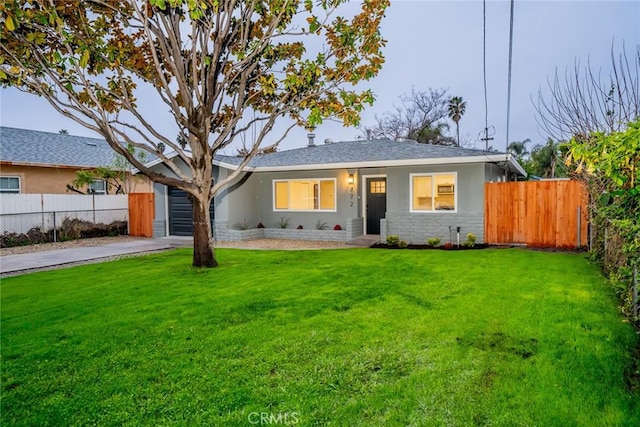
<box><xmin>1</xmin><ymin>248</ymin><xmax>638</xmax><ymax>425</ymax></box>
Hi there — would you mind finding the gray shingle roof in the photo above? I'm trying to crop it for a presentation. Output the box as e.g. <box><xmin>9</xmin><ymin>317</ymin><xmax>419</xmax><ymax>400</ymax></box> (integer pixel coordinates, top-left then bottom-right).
<box><xmin>1</xmin><ymin>126</ymin><xmax>116</xmax><ymax>168</ymax></box>
<box><xmin>215</xmin><ymin>139</ymin><xmax>505</xmax><ymax>168</ymax></box>
<box><xmin>0</xmin><ymin>127</ymin><xmax>147</xmax><ymax>168</ymax></box>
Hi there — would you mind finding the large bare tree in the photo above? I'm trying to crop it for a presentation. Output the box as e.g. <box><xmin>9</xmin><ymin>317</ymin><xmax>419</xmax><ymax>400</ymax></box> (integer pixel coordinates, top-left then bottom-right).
<box><xmin>0</xmin><ymin>0</ymin><xmax>389</xmax><ymax>267</ymax></box>
<box><xmin>535</xmin><ymin>44</ymin><xmax>640</xmax><ymax>141</ymax></box>
<box><xmin>360</xmin><ymin>87</ymin><xmax>456</xmax><ymax>145</ymax></box>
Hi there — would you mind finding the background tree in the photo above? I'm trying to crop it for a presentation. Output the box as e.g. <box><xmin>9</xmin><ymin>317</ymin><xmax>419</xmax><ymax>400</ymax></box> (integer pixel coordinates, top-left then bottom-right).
<box><xmin>58</xmin><ymin>129</ymin><xmax>68</xmax><ymax>135</ymax></box>
<box><xmin>68</xmin><ymin>144</ymin><xmax>148</xmax><ymax>194</ymax></box>
<box><xmin>535</xmin><ymin>44</ymin><xmax>639</xmax><ymax>142</ymax></box>
<box><xmin>507</xmin><ymin>138</ymin><xmax>530</xmax><ymax>164</ymax></box>
<box><xmin>528</xmin><ymin>138</ymin><xmax>567</xmax><ymax>178</ymax></box>
<box><xmin>447</xmin><ymin>96</ymin><xmax>466</xmax><ymax>146</ymax></box>
<box><xmin>359</xmin><ymin>88</ymin><xmax>456</xmax><ymax>145</ymax></box>
<box><xmin>1</xmin><ymin>0</ymin><xmax>389</xmax><ymax>267</ymax></box>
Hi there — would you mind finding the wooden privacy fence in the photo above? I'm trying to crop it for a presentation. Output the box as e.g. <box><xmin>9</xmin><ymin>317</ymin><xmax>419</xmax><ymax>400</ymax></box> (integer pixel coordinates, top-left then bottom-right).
<box><xmin>485</xmin><ymin>180</ymin><xmax>588</xmax><ymax>249</ymax></box>
<box><xmin>128</xmin><ymin>193</ymin><xmax>154</xmax><ymax>237</ymax></box>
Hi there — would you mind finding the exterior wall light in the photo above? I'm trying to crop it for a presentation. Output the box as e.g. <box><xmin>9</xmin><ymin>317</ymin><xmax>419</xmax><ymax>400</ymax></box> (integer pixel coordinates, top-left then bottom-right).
<box><xmin>347</xmin><ymin>173</ymin><xmax>355</xmax><ymax>185</ymax></box>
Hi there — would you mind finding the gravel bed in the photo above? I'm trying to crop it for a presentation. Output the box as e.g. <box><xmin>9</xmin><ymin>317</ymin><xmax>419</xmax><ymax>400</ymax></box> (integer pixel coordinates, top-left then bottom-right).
<box><xmin>214</xmin><ymin>239</ymin><xmax>349</xmax><ymax>250</ymax></box>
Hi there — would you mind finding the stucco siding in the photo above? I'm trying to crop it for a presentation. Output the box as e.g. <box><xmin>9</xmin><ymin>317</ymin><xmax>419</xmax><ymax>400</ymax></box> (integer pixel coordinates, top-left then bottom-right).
<box><xmin>152</xmin><ymin>182</ymin><xmax>167</xmax><ymax>237</ymax></box>
<box><xmin>383</xmin><ymin>163</ymin><xmax>486</xmax><ymax>243</ymax></box>
<box><xmin>0</xmin><ymin>163</ymin><xmax>152</xmax><ymax>194</ymax></box>
<box><xmin>485</xmin><ymin>163</ymin><xmax>506</xmax><ymax>182</ymax></box>
<box><xmin>247</xmin><ymin>169</ymin><xmax>357</xmax><ymax>231</ymax></box>
<box><xmin>225</xmin><ymin>172</ymin><xmax>259</xmax><ymax>228</ymax></box>
<box><xmin>153</xmin><ymin>182</ymin><xmax>167</xmax><ymax>221</ymax></box>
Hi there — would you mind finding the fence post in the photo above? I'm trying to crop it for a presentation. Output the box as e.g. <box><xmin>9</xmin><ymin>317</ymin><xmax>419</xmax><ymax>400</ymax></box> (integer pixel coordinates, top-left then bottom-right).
<box><xmin>576</xmin><ymin>206</ymin><xmax>581</xmax><ymax>249</ymax></box>
<box><xmin>92</xmin><ymin>193</ymin><xmax>96</xmax><ymax>223</ymax></box>
<box><xmin>41</xmin><ymin>193</ymin><xmax>45</xmax><ymax>234</ymax></box>
<box><xmin>53</xmin><ymin>211</ymin><xmax>57</xmax><ymax>243</ymax></box>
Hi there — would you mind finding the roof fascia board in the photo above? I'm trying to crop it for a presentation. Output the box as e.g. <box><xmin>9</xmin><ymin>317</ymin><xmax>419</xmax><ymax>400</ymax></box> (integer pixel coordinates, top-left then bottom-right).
<box><xmin>214</xmin><ymin>155</ymin><xmax>516</xmax><ymax>172</ymax></box>
<box><xmin>0</xmin><ymin>160</ymin><xmax>96</xmax><ymax>170</ymax></box>
<box><xmin>137</xmin><ymin>149</ymin><xmax>192</xmax><ymax>174</ymax></box>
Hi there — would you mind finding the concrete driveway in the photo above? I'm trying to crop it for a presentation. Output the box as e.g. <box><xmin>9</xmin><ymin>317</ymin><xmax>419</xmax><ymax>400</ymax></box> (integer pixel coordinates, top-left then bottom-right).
<box><xmin>0</xmin><ymin>239</ymin><xmax>181</xmax><ymax>277</ymax></box>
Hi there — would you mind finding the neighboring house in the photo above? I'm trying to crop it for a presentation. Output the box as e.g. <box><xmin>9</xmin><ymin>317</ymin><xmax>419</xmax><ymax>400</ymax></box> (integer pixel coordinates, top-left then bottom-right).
<box><xmin>148</xmin><ymin>136</ymin><xmax>526</xmax><ymax>243</ymax></box>
<box><xmin>0</xmin><ymin>127</ymin><xmax>152</xmax><ymax>194</ymax></box>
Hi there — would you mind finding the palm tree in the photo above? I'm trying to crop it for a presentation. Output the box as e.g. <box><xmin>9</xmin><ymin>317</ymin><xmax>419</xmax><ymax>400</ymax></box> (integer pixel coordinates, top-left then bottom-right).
<box><xmin>410</xmin><ymin>122</ymin><xmax>457</xmax><ymax>146</ymax></box>
<box><xmin>507</xmin><ymin>138</ymin><xmax>531</xmax><ymax>163</ymax></box>
<box><xmin>530</xmin><ymin>138</ymin><xmax>566</xmax><ymax>178</ymax></box>
<box><xmin>447</xmin><ymin>96</ymin><xmax>466</xmax><ymax>146</ymax></box>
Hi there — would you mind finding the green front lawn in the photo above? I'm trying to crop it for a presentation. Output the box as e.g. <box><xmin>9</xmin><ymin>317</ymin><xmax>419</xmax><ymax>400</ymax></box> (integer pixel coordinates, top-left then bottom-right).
<box><xmin>1</xmin><ymin>249</ymin><xmax>638</xmax><ymax>426</ymax></box>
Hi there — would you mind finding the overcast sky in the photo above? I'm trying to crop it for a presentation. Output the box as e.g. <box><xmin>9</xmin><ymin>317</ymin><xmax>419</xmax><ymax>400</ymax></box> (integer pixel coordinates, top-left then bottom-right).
<box><xmin>1</xmin><ymin>0</ymin><xmax>638</xmax><ymax>153</ymax></box>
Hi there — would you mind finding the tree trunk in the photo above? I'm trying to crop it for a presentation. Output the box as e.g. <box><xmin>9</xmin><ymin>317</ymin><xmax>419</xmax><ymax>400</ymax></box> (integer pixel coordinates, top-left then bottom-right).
<box><xmin>190</xmin><ymin>194</ymin><xmax>217</xmax><ymax>268</ymax></box>
<box><xmin>456</xmin><ymin>122</ymin><xmax>460</xmax><ymax>147</ymax></box>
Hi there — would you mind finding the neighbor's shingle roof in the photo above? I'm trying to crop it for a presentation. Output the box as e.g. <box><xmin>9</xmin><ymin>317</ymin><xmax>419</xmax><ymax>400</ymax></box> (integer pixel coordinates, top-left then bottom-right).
<box><xmin>214</xmin><ymin>139</ymin><xmax>502</xmax><ymax>168</ymax></box>
<box><xmin>1</xmin><ymin>127</ymin><xmax>137</xmax><ymax>168</ymax></box>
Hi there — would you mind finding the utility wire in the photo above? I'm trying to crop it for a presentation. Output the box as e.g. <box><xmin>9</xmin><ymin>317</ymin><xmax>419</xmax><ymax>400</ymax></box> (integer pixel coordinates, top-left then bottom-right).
<box><xmin>505</xmin><ymin>0</ymin><xmax>515</xmax><ymax>150</ymax></box>
<box><xmin>483</xmin><ymin>0</ymin><xmax>488</xmax><ymax>140</ymax></box>
<box><xmin>481</xmin><ymin>0</ymin><xmax>494</xmax><ymax>151</ymax></box>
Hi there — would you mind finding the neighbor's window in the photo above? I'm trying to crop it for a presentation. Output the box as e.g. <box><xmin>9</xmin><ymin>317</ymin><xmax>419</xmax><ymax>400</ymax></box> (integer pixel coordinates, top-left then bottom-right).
<box><xmin>89</xmin><ymin>179</ymin><xmax>106</xmax><ymax>195</ymax></box>
<box><xmin>411</xmin><ymin>173</ymin><xmax>456</xmax><ymax>212</ymax></box>
<box><xmin>273</xmin><ymin>179</ymin><xmax>336</xmax><ymax>211</ymax></box>
<box><xmin>0</xmin><ymin>176</ymin><xmax>21</xmax><ymax>193</ymax></box>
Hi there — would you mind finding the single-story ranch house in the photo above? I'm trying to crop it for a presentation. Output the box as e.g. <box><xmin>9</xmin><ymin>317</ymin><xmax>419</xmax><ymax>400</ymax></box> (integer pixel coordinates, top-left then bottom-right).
<box><xmin>148</xmin><ymin>136</ymin><xmax>526</xmax><ymax>244</ymax></box>
<box><xmin>0</xmin><ymin>127</ymin><xmax>152</xmax><ymax>194</ymax></box>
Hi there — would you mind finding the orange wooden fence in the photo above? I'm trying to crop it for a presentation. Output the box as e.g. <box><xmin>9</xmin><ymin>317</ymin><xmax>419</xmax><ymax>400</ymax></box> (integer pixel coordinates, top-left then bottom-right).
<box><xmin>485</xmin><ymin>180</ymin><xmax>588</xmax><ymax>249</ymax></box>
<box><xmin>128</xmin><ymin>193</ymin><xmax>155</xmax><ymax>237</ymax></box>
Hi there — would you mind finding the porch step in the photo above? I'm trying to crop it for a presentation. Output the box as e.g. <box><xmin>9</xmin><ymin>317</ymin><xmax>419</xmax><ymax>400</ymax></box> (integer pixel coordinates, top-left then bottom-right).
<box><xmin>346</xmin><ymin>234</ymin><xmax>380</xmax><ymax>247</ymax></box>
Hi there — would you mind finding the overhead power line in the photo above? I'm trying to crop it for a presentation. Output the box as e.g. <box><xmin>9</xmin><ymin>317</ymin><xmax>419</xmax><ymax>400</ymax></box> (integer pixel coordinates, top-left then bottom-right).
<box><xmin>481</xmin><ymin>0</ymin><xmax>494</xmax><ymax>150</ymax></box>
<box><xmin>505</xmin><ymin>0</ymin><xmax>515</xmax><ymax>150</ymax></box>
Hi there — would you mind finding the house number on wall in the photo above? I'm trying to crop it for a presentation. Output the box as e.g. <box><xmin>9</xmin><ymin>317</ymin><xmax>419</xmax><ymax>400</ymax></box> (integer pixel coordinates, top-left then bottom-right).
<box><xmin>350</xmin><ymin>186</ymin><xmax>354</xmax><ymax>207</ymax></box>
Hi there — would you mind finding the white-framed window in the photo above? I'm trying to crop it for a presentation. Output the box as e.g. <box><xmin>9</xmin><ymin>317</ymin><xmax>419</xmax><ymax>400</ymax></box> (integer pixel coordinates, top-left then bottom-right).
<box><xmin>0</xmin><ymin>176</ymin><xmax>21</xmax><ymax>194</ymax></box>
<box><xmin>273</xmin><ymin>178</ymin><xmax>337</xmax><ymax>212</ymax></box>
<box><xmin>410</xmin><ymin>172</ymin><xmax>457</xmax><ymax>212</ymax></box>
<box><xmin>89</xmin><ymin>179</ymin><xmax>106</xmax><ymax>195</ymax></box>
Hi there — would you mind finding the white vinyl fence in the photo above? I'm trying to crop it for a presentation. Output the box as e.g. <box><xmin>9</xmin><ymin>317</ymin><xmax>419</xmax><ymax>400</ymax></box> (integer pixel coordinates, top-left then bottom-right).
<box><xmin>0</xmin><ymin>194</ymin><xmax>128</xmax><ymax>236</ymax></box>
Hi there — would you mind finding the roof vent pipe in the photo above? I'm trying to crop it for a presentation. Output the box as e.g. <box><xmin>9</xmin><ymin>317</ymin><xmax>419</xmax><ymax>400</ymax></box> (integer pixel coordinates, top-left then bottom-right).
<box><xmin>307</xmin><ymin>133</ymin><xmax>316</xmax><ymax>147</ymax></box>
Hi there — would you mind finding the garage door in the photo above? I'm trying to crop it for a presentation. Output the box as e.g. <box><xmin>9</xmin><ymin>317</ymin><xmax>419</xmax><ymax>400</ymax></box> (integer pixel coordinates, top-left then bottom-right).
<box><xmin>168</xmin><ymin>186</ymin><xmax>215</xmax><ymax>236</ymax></box>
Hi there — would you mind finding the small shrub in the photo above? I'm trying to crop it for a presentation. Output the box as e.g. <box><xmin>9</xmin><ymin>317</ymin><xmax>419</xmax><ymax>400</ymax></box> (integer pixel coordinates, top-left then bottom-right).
<box><xmin>333</xmin><ymin>224</ymin><xmax>342</xmax><ymax>231</ymax></box>
<box><xmin>257</xmin><ymin>222</ymin><xmax>265</xmax><ymax>228</ymax></box>
<box><xmin>443</xmin><ymin>242</ymin><xmax>454</xmax><ymax>250</ymax></box>
<box><xmin>297</xmin><ymin>225</ymin><xmax>304</xmax><ymax>230</ymax></box>
<box><xmin>462</xmin><ymin>232</ymin><xmax>476</xmax><ymax>248</ymax></box>
<box><xmin>386</xmin><ymin>235</ymin><xmax>400</xmax><ymax>246</ymax></box>
<box><xmin>427</xmin><ymin>237</ymin><xmax>441</xmax><ymax>247</ymax></box>
<box><xmin>398</xmin><ymin>240</ymin><xmax>408</xmax><ymax>249</ymax></box>
<box><xmin>315</xmin><ymin>220</ymin><xmax>329</xmax><ymax>230</ymax></box>
<box><xmin>235</xmin><ymin>218</ymin><xmax>252</xmax><ymax>230</ymax></box>
<box><xmin>276</xmin><ymin>217</ymin><xmax>290</xmax><ymax>229</ymax></box>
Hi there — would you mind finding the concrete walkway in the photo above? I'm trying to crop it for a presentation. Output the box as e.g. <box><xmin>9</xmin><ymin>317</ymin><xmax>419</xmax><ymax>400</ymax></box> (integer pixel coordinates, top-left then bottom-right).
<box><xmin>0</xmin><ymin>239</ymin><xmax>177</xmax><ymax>276</ymax></box>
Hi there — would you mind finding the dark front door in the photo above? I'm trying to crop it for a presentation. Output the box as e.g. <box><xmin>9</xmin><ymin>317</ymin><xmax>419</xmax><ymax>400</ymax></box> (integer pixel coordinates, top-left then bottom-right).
<box><xmin>366</xmin><ymin>177</ymin><xmax>386</xmax><ymax>234</ymax></box>
<box><xmin>168</xmin><ymin>186</ymin><xmax>215</xmax><ymax>236</ymax></box>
